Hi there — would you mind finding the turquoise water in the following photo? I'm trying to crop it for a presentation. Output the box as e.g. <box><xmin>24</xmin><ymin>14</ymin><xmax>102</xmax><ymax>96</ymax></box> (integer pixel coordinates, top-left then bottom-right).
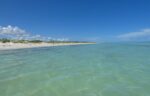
<box><xmin>0</xmin><ymin>43</ymin><xmax>150</xmax><ymax>96</ymax></box>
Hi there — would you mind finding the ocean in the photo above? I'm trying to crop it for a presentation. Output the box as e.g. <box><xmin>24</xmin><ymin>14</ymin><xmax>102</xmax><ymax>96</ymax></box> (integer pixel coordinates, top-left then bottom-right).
<box><xmin>0</xmin><ymin>43</ymin><xmax>150</xmax><ymax>96</ymax></box>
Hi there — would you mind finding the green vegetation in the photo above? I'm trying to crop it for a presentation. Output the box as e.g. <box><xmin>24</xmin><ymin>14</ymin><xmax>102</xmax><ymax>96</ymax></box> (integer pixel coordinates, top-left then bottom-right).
<box><xmin>11</xmin><ymin>40</ymin><xmax>28</xmax><ymax>43</ymax></box>
<box><xmin>0</xmin><ymin>38</ymin><xmax>95</xmax><ymax>44</ymax></box>
<box><xmin>29</xmin><ymin>40</ymin><xmax>42</xmax><ymax>43</ymax></box>
<box><xmin>0</xmin><ymin>38</ymin><xmax>42</xmax><ymax>43</ymax></box>
<box><xmin>0</xmin><ymin>38</ymin><xmax>11</xmax><ymax>43</ymax></box>
<box><xmin>47</xmin><ymin>40</ymin><xmax>95</xmax><ymax>43</ymax></box>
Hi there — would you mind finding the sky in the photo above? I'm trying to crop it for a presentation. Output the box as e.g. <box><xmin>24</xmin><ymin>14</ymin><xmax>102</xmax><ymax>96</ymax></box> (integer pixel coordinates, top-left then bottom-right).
<box><xmin>0</xmin><ymin>0</ymin><xmax>150</xmax><ymax>42</ymax></box>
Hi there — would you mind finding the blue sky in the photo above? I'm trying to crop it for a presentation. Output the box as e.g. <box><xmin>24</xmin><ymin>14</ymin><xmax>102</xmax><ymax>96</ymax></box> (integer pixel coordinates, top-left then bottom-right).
<box><xmin>0</xmin><ymin>0</ymin><xmax>150</xmax><ymax>41</ymax></box>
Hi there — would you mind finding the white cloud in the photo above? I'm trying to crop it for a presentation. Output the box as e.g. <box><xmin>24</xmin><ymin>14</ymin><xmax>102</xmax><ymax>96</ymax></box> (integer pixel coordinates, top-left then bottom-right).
<box><xmin>117</xmin><ymin>29</ymin><xmax>150</xmax><ymax>40</ymax></box>
<box><xmin>0</xmin><ymin>25</ymin><xmax>27</xmax><ymax>36</ymax></box>
<box><xmin>0</xmin><ymin>25</ymin><xmax>69</xmax><ymax>41</ymax></box>
<box><xmin>30</xmin><ymin>35</ymin><xmax>42</xmax><ymax>40</ymax></box>
<box><xmin>55</xmin><ymin>38</ymin><xmax>69</xmax><ymax>41</ymax></box>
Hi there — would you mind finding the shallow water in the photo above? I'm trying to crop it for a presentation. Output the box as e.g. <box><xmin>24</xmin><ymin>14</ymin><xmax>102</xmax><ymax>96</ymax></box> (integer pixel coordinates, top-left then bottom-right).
<box><xmin>0</xmin><ymin>43</ymin><xmax>150</xmax><ymax>96</ymax></box>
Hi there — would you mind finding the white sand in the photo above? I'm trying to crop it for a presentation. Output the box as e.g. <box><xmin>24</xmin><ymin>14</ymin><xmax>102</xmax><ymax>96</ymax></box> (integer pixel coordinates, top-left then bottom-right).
<box><xmin>0</xmin><ymin>42</ymin><xmax>95</xmax><ymax>50</ymax></box>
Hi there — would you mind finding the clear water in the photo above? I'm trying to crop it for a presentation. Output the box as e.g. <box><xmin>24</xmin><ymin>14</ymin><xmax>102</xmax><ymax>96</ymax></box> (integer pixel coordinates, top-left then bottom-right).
<box><xmin>0</xmin><ymin>43</ymin><xmax>150</xmax><ymax>96</ymax></box>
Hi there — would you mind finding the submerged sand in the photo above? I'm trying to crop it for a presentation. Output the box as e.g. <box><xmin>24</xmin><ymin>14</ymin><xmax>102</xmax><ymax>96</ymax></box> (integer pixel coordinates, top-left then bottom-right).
<box><xmin>0</xmin><ymin>42</ymin><xmax>95</xmax><ymax>50</ymax></box>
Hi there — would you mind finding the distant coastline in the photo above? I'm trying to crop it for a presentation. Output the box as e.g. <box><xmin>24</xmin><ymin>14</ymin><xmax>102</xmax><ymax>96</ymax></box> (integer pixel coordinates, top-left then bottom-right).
<box><xmin>0</xmin><ymin>39</ymin><xmax>96</xmax><ymax>50</ymax></box>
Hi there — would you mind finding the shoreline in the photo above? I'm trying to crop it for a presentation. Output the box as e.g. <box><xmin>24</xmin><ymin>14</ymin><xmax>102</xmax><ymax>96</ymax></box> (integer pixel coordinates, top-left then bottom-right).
<box><xmin>0</xmin><ymin>42</ymin><xmax>96</xmax><ymax>50</ymax></box>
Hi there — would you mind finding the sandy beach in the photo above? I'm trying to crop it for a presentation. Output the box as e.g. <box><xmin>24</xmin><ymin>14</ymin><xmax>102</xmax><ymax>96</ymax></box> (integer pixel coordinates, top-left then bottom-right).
<box><xmin>0</xmin><ymin>42</ymin><xmax>95</xmax><ymax>50</ymax></box>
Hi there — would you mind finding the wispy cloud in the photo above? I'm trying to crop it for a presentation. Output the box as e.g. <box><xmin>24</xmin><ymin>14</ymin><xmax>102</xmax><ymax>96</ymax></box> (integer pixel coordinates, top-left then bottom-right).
<box><xmin>117</xmin><ymin>29</ymin><xmax>150</xmax><ymax>41</ymax></box>
<box><xmin>0</xmin><ymin>25</ymin><xmax>69</xmax><ymax>41</ymax></box>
